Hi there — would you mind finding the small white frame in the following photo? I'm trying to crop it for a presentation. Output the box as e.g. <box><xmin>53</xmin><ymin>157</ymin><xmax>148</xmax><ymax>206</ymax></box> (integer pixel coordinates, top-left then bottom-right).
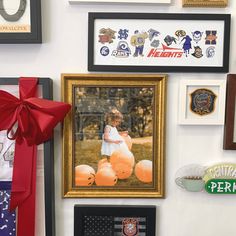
<box><xmin>179</xmin><ymin>80</ymin><xmax>226</xmax><ymax>125</ymax></box>
<box><xmin>69</xmin><ymin>0</ymin><xmax>170</xmax><ymax>3</ymax></box>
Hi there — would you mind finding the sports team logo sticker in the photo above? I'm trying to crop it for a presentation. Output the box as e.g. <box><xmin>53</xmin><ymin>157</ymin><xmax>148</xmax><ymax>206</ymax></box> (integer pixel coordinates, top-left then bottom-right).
<box><xmin>205</xmin><ymin>30</ymin><xmax>217</xmax><ymax>44</ymax></box>
<box><xmin>192</xmin><ymin>31</ymin><xmax>203</xmax><ymax>44</ymax></box>
<box><xmin>206</xmin><ymin>46</ymin><xmax>215</xmax><ymax>58</ymax></box>
<box><xmin>122</xmin><ymin>218</ymin><xmax>139</xmax><ymax>236</ymax></box>
<box><xmin>98</xmin><ymin>28</ymin><xmax>116</xmax><ymax>44</ymax></box>
<box><xmin>100</xmin><ymin>46</ymin><xmax>110</xmax><ymax>56</ymax></box>
<box><xmin>118</xmin><ymin>29</ymin><xmax>129</xmax><ymax>40</ymax></box>
<box><xmin>192</xmin><ymin>46</ymin><xmax>203</xmax><ymax>58</ymax></box>
<box><xmin>130</xmin><ymin>30</ymin><xmax>148</xmax><ymax>57</ymax></box>
<box><xmin>190</xmin><ymin>88</ymin><xmax>217</xmax><ymax>116</ymax></box>
<box><xmin>112</xmin><ymin>41</ymin><xmax>131</xmax><ymax>58</ymax></box>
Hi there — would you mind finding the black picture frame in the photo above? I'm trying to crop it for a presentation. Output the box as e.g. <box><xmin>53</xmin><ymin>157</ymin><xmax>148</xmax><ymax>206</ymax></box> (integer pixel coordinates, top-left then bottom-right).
<box><xmin>88</xmin><ymin>13</ymin><xmax>230</xmax><ymax>73</ymax></box>
<box><xmin>0</xmin><ymin>0</ymin><xmax>42</xmax><ymax>43</ymax></box>
<box><xmin>0</xmin><ymin>77</ymin><xmax>55</xmax><ymax>236</ymax></box>
<box><xmin>74</xmin><ymin>205</ymin><xmax>156</xmax><ymax>236</ymax></box>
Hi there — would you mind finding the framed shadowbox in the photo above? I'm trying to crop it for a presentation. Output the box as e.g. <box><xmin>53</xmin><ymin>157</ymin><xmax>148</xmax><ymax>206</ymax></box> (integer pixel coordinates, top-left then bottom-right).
<box><xmin>62</xmin><ymin>74</ymin><xmax>166</xmax><ymax>198</ymax></box>
<box><xmin>74</xmin><ymin>205</ymin><xmax>156</xmax><ymax>236</ymax></box>
<box><xmin>88</xmin><ymin>13</ymin><xmax>230</xmax><ymax>73</ymax></box>
<box><xmin>178</xmin><ymin>79</ymin><xmax>226</xmax><ymax>125</ymax></box>
<box><xmin>223</xmin><ymin>74</ymin><xmax>236</xmax><ymax>150</ymax></box>
<box><xmin>0</xmin><ymin>0</ymin><xmax>41</xmax><ymax>43</ymax></box>
<box><xmin>0</xmin><ymin>78</ymin><xmax>55</xmax><ymax>236</ymax></box>
<box><xmin>183</xmin><ymin>0</ymin><xmax>228</xmax><ymax>8</ymax></box>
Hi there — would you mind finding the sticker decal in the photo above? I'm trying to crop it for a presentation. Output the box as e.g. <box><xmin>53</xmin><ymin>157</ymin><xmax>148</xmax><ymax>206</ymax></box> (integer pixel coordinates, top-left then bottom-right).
<box><xmin>147</xmin><ymin>44</ymin><xmax>183</xmax><ymax>58</ymax></box>
<box><xmin>192</xmin><ymin>31</ymin><xmax>203</xmax><ymax>44</ymax></box>
<box><xmin>192</xmin><ymin>46</ymin><xmax>203</xmax><ymax>58</ymax></box>
<box><xmin>190</xmin><ymin>88</ymin><xmax>217</xmax><ymax>116</ymax></box>
<box><xmin>122</xmin><ymin>218</ymin><xmax>139</xmax><ymax>236</ymax></box>
<box><xmin>98</xmin><ymin>28</ymin><xmax>116</xmax><ymax>44</ymax></box>
<box><xmin>150</xmin><ymin>39</ymin><xmax>160</xmax><ymax>48</ymax></box>
<box><xmin>181</xmin><ymin>35</ymin><xmax>192</xmax><ymax>57</ymax></box>
<box><xmin>205</xmin><ymin>30</ymin><xmax>217</xmax><ymax>45</ymax></box>
<box><xmin>118</xmin><ymin>29</ymin><xmax>129</xmax><ymax>40</ymax></box>
<box><xmin>100</xmin><ymin>46</ymin><xmax>110</xmax><ymax>56</ymax></box>
<box><xmin>164</xmin><ymin>35</ymin><xmax>177</xmax><ymax>46</ymax></box>
<box><xmin>148</xmin><ymin>28</ymin><xmax>160</xmax><ymax>41</ymax></box>
<box><xmin>130</xmin><ymin>30</ymin><xmax>148</xmax><ymax>57</ymax></box>
<box><xmin>175</xmin><ymin>30</ymin><xmax>186</xmax><ymax>40</ymax></box>
<box><xmin>112</xmin><ymin>41</ymin><xmax>131</xmax><ymax>58</ymax></box>
<box><xmin>206</xmin><ymin>46</ymin><xmax>215</xmax><ymax>58</ymax></box>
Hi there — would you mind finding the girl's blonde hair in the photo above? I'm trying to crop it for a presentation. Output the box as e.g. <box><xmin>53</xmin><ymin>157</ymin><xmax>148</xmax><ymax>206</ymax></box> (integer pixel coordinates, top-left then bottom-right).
<box><xmin>105</xmin><ymin>108</ymin><xmax>123</xmax><ymax>125</ymax></box>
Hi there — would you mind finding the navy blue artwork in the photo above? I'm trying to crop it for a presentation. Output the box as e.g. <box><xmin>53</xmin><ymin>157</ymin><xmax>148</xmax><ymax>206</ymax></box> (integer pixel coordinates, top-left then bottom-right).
<box><xmin>0</xmin><ymin>182</ymin><xmax>16</xmax><ymax>236</ymax></box>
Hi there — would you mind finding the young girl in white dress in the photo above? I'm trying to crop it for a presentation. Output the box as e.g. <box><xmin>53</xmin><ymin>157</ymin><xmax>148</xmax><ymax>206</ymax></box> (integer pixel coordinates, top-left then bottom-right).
<box><xmin>101</xmin><ymin>109</ymin><xmax>129</xmax><ymax>157</ymax></box>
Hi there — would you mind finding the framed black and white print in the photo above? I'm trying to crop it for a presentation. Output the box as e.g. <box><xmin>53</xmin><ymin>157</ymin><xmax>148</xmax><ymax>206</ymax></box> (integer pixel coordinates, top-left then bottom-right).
<box><xmin>0</xmin><ymin>0</ymin><xmax>41</xmax><ymax>43</ymax></box>
<box><xmin>0</xmin><ymin>78</ymin><xmax>55</xmax><ymax>236</ymax></box>
<box><xmin>88</xmin><ymin>13</ymin><xmax>231</xmax><ymax>73</ymax></box>
<box><xmin>74</xmin><ymin>205</ymin><xmax>156</xmax><ymax>236</ymax></box>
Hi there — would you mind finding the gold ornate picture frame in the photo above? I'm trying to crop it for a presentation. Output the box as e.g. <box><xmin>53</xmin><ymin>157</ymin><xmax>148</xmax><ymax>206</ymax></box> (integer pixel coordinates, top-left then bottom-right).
<box><xmin>62</xmin><ymin>74</ymin><xmax>166</xmax><ymax>198</ymax></box>
<box><xmin>183</xmin><ymin>0</ymin><xmax>228</xmax><ymax>7</ymax></box>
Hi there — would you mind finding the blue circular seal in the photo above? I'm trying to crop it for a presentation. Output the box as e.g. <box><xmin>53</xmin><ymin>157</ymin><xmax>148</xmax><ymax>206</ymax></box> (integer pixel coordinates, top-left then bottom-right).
<box><xmin>100</xmin><ymin>46</ymin><xmax>110</xmax><ymax>56</ymax></box>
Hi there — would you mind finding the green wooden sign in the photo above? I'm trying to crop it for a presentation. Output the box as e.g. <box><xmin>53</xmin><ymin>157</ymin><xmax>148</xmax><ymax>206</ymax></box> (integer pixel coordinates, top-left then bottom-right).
<box><xmin>205</xmin><ymin>179</ymin><xmax>236</xmax><ymax>194</ymax></box>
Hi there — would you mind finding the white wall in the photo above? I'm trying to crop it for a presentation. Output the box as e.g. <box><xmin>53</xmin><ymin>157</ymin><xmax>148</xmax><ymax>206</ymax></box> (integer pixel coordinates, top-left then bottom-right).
<box><xmin>1</xmin><ymin>0</ymin><xmax>236</xmax><ymax>235</ymax></box>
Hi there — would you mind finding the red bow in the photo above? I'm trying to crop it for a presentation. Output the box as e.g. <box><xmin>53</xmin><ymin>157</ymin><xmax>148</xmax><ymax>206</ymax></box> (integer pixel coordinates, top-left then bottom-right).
<box><xmin>0</xmin><ymin>78</ymin><xmax>71</xmax><ymax>236</ymax></box>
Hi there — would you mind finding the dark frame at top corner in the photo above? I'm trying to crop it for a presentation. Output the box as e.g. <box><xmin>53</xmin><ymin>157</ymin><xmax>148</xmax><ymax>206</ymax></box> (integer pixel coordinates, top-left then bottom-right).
<box><xmin>0</xmin><ymin>0</ymin><xmax>42</xmax><ymax>44</ymax></box>
<box><xmin>0</xmin><ymin>77</ymin><xmax>55</xmax><ymax>236</ymax></box>
<box><xmin>88</xmin><ymin>12</ymin><xmax>231</xmax><ymax>73</ymax></box>
<box><xmin>74</xmin><ymin>205</ymin><xmax>156</xmax><ymax>236</ymax></box>
<box><xmin>223</xmin><ymin>74</ymin><xmax>236</xmax><ymax>150</ymax></box>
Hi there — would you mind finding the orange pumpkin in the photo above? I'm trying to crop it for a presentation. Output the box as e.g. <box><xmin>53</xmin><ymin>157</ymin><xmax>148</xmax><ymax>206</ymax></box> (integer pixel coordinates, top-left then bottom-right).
<box><xmin>75</xmin><ymin>164</ymin><xmax>95</xmax><ymax>186</ymax></box>
<box><xmin>98</xmin><ymin>158</ymin><xmax>108</xmax><ymax>168</ymax></box>
<box><xmin>135</xmin><ymin>160</ymin><xmax>152</xmax><ymax>183</ymax></box>
<box><xmin>95</xmin><ymin>167</ymin><xmax>118</xmax><ymax>186</ymax></box>
<box><xmin>110</xmin><ymin>149</ymin><xmax>135</xmax><ymax>168</ymax></box>
<box><xmin>97</xmin><ymin>158</ymin><xmax>112</xmax><ymax>171</ymax></box>
<box><xmin>98</xmin><ymin>162</ymin><xmax>112</xmax><ymax>171</ymax></box>
<box><xmin>120</xmin><ymin>133</ymin><xmax>133</xmax><ymax>150</ymax></box>
<box><xmin>112</xmin><ymin>162</ymin><xmax>133</xmax><ymax>179</ymax></box>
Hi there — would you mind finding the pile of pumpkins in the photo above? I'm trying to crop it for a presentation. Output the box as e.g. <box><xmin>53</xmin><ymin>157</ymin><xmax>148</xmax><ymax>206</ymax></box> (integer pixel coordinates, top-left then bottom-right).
<box><xmin>75</xmin><ymin>136</ymin><xmax>152</xmax><ymax>186</ymax></box>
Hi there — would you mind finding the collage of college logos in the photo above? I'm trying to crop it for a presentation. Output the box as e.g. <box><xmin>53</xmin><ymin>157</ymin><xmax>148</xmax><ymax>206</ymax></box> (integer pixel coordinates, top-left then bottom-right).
<box><xmin>98</xmin><ymin>28</ymin><xmax>217</xmax><ymax>59</ymax></box>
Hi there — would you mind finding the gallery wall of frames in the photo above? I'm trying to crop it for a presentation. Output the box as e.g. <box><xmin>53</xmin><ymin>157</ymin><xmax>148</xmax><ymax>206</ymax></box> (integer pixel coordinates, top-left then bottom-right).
<box><xmin>0</xmin><ymin>0</ymin><xmax>236</xmax><ymax>236</ymax></box>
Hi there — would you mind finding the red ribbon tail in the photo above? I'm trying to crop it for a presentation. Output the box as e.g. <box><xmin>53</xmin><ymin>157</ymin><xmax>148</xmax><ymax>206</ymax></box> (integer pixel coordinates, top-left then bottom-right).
<box><xmin>10</xmin><ymin>142</ymin><xmax>37</xmax><ymax>236</ymax></box>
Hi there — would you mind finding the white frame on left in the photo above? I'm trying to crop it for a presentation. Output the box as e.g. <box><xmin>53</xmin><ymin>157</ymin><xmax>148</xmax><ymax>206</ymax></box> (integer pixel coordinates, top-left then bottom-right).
<box><xmin>69</xmin><ymin>0</ymin><xmax>170</xmax><ymax>3</ymax></box>
<box><xmin>178</xmin><ymin>79</ymin><xmax>226</xmax><ymax>125</ymax></box>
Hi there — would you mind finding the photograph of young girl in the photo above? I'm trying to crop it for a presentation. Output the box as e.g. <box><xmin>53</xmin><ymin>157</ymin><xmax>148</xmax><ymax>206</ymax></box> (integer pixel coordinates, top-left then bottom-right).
<box><xmin>74</xmin><ymin>86</ymin><xmax>154</xmax><ymax>188</ymax></box>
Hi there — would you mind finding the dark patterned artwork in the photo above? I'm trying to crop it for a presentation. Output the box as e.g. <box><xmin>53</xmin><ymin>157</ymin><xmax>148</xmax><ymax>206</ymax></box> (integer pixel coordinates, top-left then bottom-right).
<box><xmin>74</xmin><ymin>205</ymin><xmax>156</xmax><ymax>236</ymax></box>
<box><xmin>0</xmin><ymin>182</ymin><xmax>16</xmax><ymax>236</ymax></box>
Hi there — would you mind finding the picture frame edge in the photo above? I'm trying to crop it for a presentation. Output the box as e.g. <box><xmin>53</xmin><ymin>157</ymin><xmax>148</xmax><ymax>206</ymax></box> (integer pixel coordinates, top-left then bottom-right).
<box><xmin>0</xmin><ymin>77</ymin><xmax>55</xmax><ymax>236</ymax></box>
<box><xmin>61</xmin><ymin>73</ymin><xmax>166</xmax><ymax>198</ymax></box>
